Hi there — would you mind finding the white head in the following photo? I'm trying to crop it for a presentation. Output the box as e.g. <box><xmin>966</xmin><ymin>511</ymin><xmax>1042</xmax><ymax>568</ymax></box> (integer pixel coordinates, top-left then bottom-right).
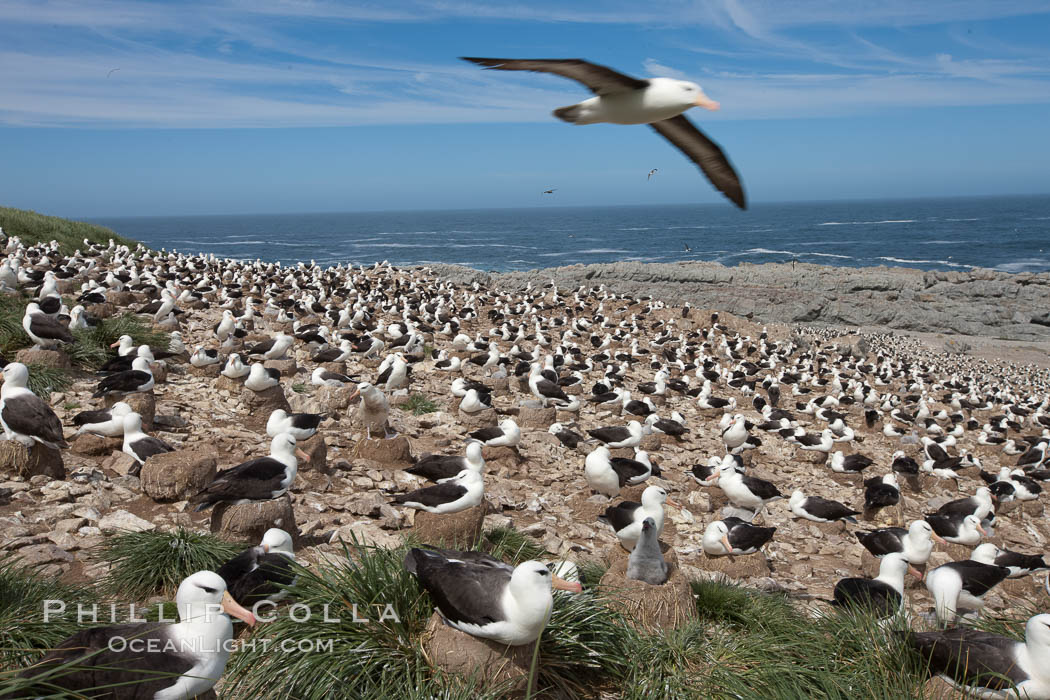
<box><xmin>650</xmin><ymin>77</ymin><xmax>720</xmax><ymax>111</ymax></box>
<box><xmin>702</xmin><ymin>520</ymin><xmax>732</xmax><ymax>554</ymax></box>
<box><xmin>507</xmin><ymin>560</ymin><xmax>582</xmax><ymax>639</ymax></box>
<box><xmin>1</xmin><ymin>362</ymin><xmax>29</xmax><ymax>388</ymax></box>
<box><xmin>122</xmin><ymin>412</ymin><xmax>144</xmax><ymax>435</ymax></box>
<box><xmin>271</xmin><ymin>431</ymin><xmax>308</xmax><ymax>463</ymax></box>
<box><xmin>465</xmin><ymin>441</ymin><xmax>485</xmax><ymax>467</ymax></box>
<box><xmin>971</xmin><ymin>542</ymin><xmax>1000</xmax><ymax>565</ymax></box>
<box><xmin>789</xmin><ymin>490</ymin><xmax>806</xmax><ymax>507</ymax></box>
<box><xmin>1025</xmin><ymin>614</ymin><xmax>1050</xmax><ymax>650</ymax></box>
<box><xmin>111</xmin><ymin>401</ymin><xmax>134</xmax><ymax>417</ymax></box>
<box><xmin>175</xmin><ymin>570</ymin><xmax>255</xmax><ymax>626</ymax></box>
<box><xmin>640</xmin><ymin>485</ymin><xmax>673</xmax><ymax>508</ymax></box>
<box><xmin>260</xmin><ymin>528</ymin><xmax>294</xmax><ymax>556</ymax></box>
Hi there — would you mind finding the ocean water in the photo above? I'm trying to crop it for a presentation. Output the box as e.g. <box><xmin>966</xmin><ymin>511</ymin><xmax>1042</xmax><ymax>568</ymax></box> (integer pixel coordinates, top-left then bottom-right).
<box><xmin>88</xmin><ymin>194</ymin><xmax>1050</xmax><ymax>274</ymax></box>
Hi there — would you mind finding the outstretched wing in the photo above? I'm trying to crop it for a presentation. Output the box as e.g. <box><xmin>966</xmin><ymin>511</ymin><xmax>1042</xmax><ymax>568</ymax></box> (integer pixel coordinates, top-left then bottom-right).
<box><xmin>461</xmin><ymin>57</ymin><xmax>648</xmax><ymax>95</ymax></box>
<box><xmin>649</xmin><ymin>115</ymin><xmax>747</xmax><ymax>210</ymax></box>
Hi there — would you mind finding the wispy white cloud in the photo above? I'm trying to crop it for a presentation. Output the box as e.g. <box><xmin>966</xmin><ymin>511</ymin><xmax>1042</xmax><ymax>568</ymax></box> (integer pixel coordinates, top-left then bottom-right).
<box><xmin>0</xmin><ymin>1</ymin><xmax>1048</xmax><ymax>128</ymax></box>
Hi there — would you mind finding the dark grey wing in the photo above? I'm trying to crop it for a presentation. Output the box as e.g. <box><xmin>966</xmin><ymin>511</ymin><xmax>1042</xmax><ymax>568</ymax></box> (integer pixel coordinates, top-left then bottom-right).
<box><xmin>609</xmin><ymin>458</ymin><xmax>648</xmax><ymax>486</ymax></box>
<box><xmin>728</xmin><ymin>523</ymin><xmax>775</xmax><ymax>551</ymax></box>
<box><xmin>602</xmin><ymin>501</ymin><xmax>641</xmax><ymax>532</ymax></box>
<box><xmin>406</xmin><ymin>548</ymin><xmax>513</xmax><ymax>626</ymax></box>
<box><xmin>28</xmin><ymin>313</ymin><xmax>74</xmax><ymax>343</ymax></box>
<box><xmin>910</xmin><ymin>629</ymin><xmax>1027</xmax><ymax>690</ymax></box>
<box><xmin>587</xmin><ymin>427</ymin><xmax>628</xmax><ymax>444</ymax></box>
<box><xmin>405</xmin><ymin>455</ymin><xmax>464</xmax><ymax>481</ymax></box>
<box><xmin>2</xmin><ymin>394</ymin><xmax>67</xmax><ymax>446</ymax></box>
<box><xmin>469</xmin><ymin>426</ymin><xmax>504</xmax><ymax>443</ymax></box>
<box><xmin>72</xmin><ymin>408</ymin><xmax>113</xmax><ymax>425</ymax></box>
<box><xmin>18</xmin><ymin>623</ymin><xmax>195</xmax><ymax>698</ymax></box>
<box><xmin>742</xmin><ymin>475</ymin><xmax>782</xmax><ymax>500</ymax></box>
<box><xmin>832</xmin><ymin>578</ymin><xmax>900</xmax><ymax>616</ymax></box>
<box><xmin>855</xmin><ymin>528</ymin><xmax>906</xmax><ymax>556</ymax></box>
<box><xmin>191</xmin><ymin>457</ymin><xmax>289</xmax><ymax>506</ymax></box>
<box><xmin>649</xmin><ymin>115</ymin><xmax>746</xmax><ymax>210</ymax></box>
<box><xmin>217</xmin><ymin>546</ymin><xmax>263</xmax><ymax>585</ymax></box>
<box><xmin>228</xmin><ymin>553</ymin><xmax>297</xmax><ymax>604</ymax></box>
<box><xmin>131</xmin><ymin>436</ymin><xmax>175</xmax><ymax>462</ymax></box>
<box><xmin>393</xmin><ymin>482</ymin><xmax>467</xmax><ymax>508</ymax></box>
<box><xmin>460</xmin><ymin>57</ymin><xmax>647</xmax><ymax>95</ymax></box>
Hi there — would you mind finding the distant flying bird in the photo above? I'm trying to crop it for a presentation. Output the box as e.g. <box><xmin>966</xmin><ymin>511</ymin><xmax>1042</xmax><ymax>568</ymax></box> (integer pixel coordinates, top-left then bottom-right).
<box><xmin>542</xmin><ymin>188</ymin><xmax>556</xmax><ymax>194</ymax></box>
<box><xmin>684</xmin><ymin>243</ymin><xmax>691</xmax><ymax>252</ymax></box>
<box><xmin>648</xmin><ymin>168</ymin><xmax>658</xmax><ymax>180</ymax></box>
<box><xmin>106</xmin><ymin>68</ymin><xmax>120</xmax><ymax>78</ymax></box>
<box><xmin>461</xmin><ymin>57</ymin><xmax>745</xmax><ymax>209</ymax></box>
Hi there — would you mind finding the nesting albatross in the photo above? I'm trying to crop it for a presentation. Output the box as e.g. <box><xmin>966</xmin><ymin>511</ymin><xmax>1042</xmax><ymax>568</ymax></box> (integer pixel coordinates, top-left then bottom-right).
<box><xmin>404</xmin><ymin>547</ymin><xmax>581</xmax><ymax>646</ymax></box>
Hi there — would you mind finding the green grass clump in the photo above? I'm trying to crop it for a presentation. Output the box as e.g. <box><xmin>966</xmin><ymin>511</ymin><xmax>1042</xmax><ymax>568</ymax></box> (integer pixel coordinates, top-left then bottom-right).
<box><xmin>0</xmin><ymin>554</ymin><xmax>100</xmax><ymax>668</ymax></box>
<box><xmin>402</xmin><ymin>393</ymin><xmax>438</xmax><ymax>415</ymax></box>
<box><xmin>291</xmin><ymin>382</ymin><xmax>308</xmax><ymax>394</ymax></box>
<box><xmin>97</xmin><ymin>528</ymin><xmax>244</xmax><ymax>599</ymax></box>
<box><xmin>483</xmin><ymin>526</ymin><xmax>547</xmax><ymax>564</ymax></box>
<box><xmin>0</xmin><ymin>291</ymin><xmax>168</xmax><ymax>374</ymax></box>
<box><xmin>223</xmin><ymin>539</ymin><xmax>433</xmax><ymax>699</ymax></box>
<box><xmin>23</xmin><ymin>363</ymin><xmax>74</xmax><ymax>400</ymax></box>
<box><xmin>0</xmin><ymin>206</ymin><xmax>136</xmax><ymax>254</ymax></box>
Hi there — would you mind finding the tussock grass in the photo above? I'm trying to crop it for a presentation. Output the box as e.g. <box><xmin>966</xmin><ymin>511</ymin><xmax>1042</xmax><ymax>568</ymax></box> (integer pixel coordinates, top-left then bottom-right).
<box><xmin>222</xmin><ymin>539</ymin><xmax>432</xmax><ymax>699</ymax></box>
<box><xmin>0</xmin><ymin>205</ymin><xmax>136</xmax><ymax>254</ymax></box>
<box><xmin>483</xmin><ymin>526</ymin><xmax>546</xmax><ymax>564</ymax></box>
<box><xmin>23</xmin><ymin>363</ymin><xmax>74</xmax><ymax>400</ymax></box>
<box><xmin>402</xmin><ymin>393</ymin><xmax>438</xmax><ymax>415</ymax></box>
<box><xmin>0</xmin><ymin>554</ymin><xmax>100</xmax><ymax>668</ymax></box>
<box><xmin>97</xmin><ymin>528</ymin><xmax>244</xmax><ymax>599</ymax></box>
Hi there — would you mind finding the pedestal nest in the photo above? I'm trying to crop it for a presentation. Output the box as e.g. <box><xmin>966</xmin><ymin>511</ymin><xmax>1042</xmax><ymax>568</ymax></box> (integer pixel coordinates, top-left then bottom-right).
<box><xmin>140</xmin><ymin>447</ymin><xmax>217</xmax><ymax>502</ymax></box>
<box><xmin>423</xmin><ymin>612</ymin><xmax>534</xmax><ymax>695</ymax></box>
<box><xmin>409</xmin><ymin>502</ymin><xmax>486</xmax><ymax>549</ymax></box>
<box><xmin>240</xmin><ymin>386</ymin><xmax>290</xmax><ymax>427</ymax></box>
<box><xmin>0</xmin><ymin>440</ymin><xmax>64</xmax><ymax>480</ymax></box>
<box><xmin>104</xmin><ymin>390</ymin><xmax>156</xmax><ymax>431</ymax></box>
<box><xmin>701</xmin><ymin>550</ymin><xmax>772</xmax><ymax>581</ymax></box>
<box><xmin>354</xmin><ymin>436</ymin><xmax>414</xmax><ymax>467</ymax></box>
<box><xmin>210</xmin><ymin>494</ymin><xmax>298</xmax><ymax>543</ymax></box>
<box><xmin>599</xmin><ymin>544</ymin><xmax>696</xmax><ymax>632</ymax></box>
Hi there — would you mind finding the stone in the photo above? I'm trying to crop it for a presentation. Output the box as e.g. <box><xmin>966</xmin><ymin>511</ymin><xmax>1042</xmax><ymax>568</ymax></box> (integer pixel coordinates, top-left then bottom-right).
<box><xmin>299</xmin><ymin>434</ymin><xmax>328</xmax><ymax>472</ymax></box>
<box><xmin>346</xmin><ymin>492</ymin><xmax>387</xmax><ymax>517</ymax></box>
<box><xmin>189</xmin><ymin>364</ymin><xmax>222</xmax><ymax>378</ymax></box>
<box><xmin>210</xmin><ymin>494</ymin><xmax>298</xmax><ymax>544</ymax></box>
<box><xmin>328</xmin><ymin>521</ymin><xmax>403</xmax><ymax>549</ymax></box>
<box><xmin>140</xmin><ymin>447</ymin><xmax>217</xmax><ymax>502</ymax></box>
<box><xmin>264</xmin><ymin>358</ymin><xmax>298</xmax><ymax>377</ymax></box>
<box><xmin>482</xmin><ymin>445</ymin><xmax>524</xmax><ymax>467</ymax></box>
<box><xmin>0</xmin><ymin>440</ymin><xmax>65</xmax><ymax>480</ymax></box>
<box><xmin>104</xmin><ymin>391</ymin><xmax>155</xmax><ymax>431</ymax></box>
<box><xmin>15</xmin><ymin>543</ymin><xmax>75</xmax><ymax>568</ymax></box>
<box><xmin>354</xmin><ymin>436</ymin><xmax>414</xmax><ymax>466</ymax></box>
<box><xmin>457</xmin><ymin>406</ymin><xmax>498</xmax><ymax>430</ymax></box>
<box><xmin>411</xmin><ymin>503</ymin><xmax>486</xmax><ymax>548</ymax></box>
<box><xmin>518</xmin><ymin>406</ymin><xmax>556</xmax><ymax>429</ymax></box>
<box><xmin>99</xmin><ymin>509</ymin><xmax>157</xmax><ymax>533</ymax></box>
<box><xmin>599</xmin><ymin>546</ymin><xmax>696</xmax><ymax>631</ymax></box>
<box><xmin>15</xmin><ymin>348</ymin><xmax>72</xmax><ymax>369</ymax></box>
<box><xmin>100</xmin><ymin>451</ymin><xmax>139</xmax><ymax>476</ymax></box>
<box><xmin>240</xmin><ymin>385</ymin><xmax>291</xmax><ymax>421</ymax></box>
<box><xmin>215</xmin><ymin>375</ymin><xmax>244</xmax><ymax>393</ymax></box>
<box><xmin>149</xmin><ymin>362</ymin><xmax>168</xmax><ymax>384</ymax></box>
<box><xmin>71</xmin><ymin>433</ymin><xmax>123</xmax><ymax>456</ymax></box>
<box><xmin>85</xmin><ymin>302</ymin><xmax>117</xmax><ymax>319</ymax></box>
<box><xmin>317</xmin><ymin>385</ymin><xmax>357</xmax><ymax>412</ymax></box>
<box><xmin>106</xmin><ymin>290</ymin><xmax>136</xmax><ymax>307</ymax></box>
<box><xmin>861</xmin><ymin>502</ymin><xmax>905</xmax><ymax>528</ymax></box>
<box><xmin>423</xmin><ymin>612</ymin><xmax>534</xmax><ymax>692</ymax></box>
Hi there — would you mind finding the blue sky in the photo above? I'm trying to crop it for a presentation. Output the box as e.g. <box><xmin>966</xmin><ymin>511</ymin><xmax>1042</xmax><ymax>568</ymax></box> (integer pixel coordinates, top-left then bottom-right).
<box><xmin>1</xmin><ymin>1</ymin><xmax>1049</xmax><ymax>217</ymax></box>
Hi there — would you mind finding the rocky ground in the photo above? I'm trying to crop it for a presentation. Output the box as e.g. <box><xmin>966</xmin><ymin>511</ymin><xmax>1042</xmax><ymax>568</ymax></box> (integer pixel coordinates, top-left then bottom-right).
<box><xmin>2</xmin><ymin>258</ymin><xmax>1049</xmax><ymax>632</ymax></box>
<box><xmin>426</xmin><ymin>260</ymin><xmax>1050</xmax><ymax>342</ymax></box>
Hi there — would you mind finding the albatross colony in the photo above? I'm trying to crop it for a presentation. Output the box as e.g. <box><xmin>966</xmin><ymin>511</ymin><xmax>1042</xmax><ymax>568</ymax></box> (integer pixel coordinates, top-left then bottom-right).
<box><xmin>3</xmin><ymin>230</ymin><xmax>1050</xmax><ymax>692</ymax></box>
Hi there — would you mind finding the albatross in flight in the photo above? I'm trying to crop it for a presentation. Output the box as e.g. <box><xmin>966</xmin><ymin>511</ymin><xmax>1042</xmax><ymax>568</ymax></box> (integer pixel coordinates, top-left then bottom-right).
<box><xmin>461</xmin><ymin>57</ymin><xmax>745</xmax><ymax>209</ymax></box>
